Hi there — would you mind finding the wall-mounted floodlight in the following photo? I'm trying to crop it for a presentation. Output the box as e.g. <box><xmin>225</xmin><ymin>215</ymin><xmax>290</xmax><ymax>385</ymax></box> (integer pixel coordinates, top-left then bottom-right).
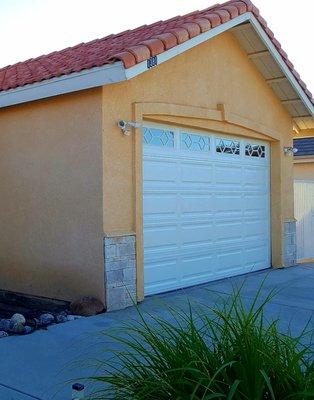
<box><xmin>118</xmin><ymin>120</ymin><xmax>142</xmax><ymax>135</ymax></box>
<box><xmin>283</xmin><ymin>146</ymin><xmax>298</xmax><ymax>156</ymax></box>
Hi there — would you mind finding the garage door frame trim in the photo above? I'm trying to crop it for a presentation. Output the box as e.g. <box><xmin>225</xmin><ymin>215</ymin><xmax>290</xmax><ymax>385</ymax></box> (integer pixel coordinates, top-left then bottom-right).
<box><xmin>133</xmin><ymin>101</ymin><xmax>281</xmax><ymax>301</ymax></box>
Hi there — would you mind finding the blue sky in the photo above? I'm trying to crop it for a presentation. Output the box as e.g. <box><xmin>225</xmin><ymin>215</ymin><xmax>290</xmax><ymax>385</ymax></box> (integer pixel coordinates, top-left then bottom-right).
<box><xmin>0</xmin><ymin>0</ymin><xmax>312</xmax><ymax>91</ymax></box>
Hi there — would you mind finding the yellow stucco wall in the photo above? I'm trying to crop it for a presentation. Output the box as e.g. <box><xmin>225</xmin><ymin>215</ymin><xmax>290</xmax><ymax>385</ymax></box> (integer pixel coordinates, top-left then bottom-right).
<box><xmin>294</xmin><ymin>162</ymin><xmax>314</xmax><ymax>180</ymax></box>
<box><xmin>102</xmin><ymin>31</ymin><xmax>294</xmax><ymax>298</ymax></box>
<box><xmin>0</xmin><ymin>89</ymin><xmax>104</xmax><ymax>302</ymax></box>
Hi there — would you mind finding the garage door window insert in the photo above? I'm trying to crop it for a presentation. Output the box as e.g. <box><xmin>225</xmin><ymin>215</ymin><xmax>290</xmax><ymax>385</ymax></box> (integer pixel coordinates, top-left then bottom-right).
<box><xmin>216</xmin><ymin>138</ymin><xmax>240</xmax><ymax>155</ymax></box>
<box><xmin>143</xmin><ymin>127</ymin><xmax>174</xmax><ymax>148</ymax></box>
<box><xmin>181</xmin><ymin>133</ymin><xmax>210</xmax><ymax>152</ymax></box>
<box><xmin>245</xmin><ymin>143</ymin><xmax>266</xmax><ymax>158</ymax></box>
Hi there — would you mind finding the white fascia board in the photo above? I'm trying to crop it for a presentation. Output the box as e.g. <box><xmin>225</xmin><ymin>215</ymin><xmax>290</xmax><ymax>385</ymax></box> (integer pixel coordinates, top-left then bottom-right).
<box><xmin>0</xmin><ymin>62</ymin><xmax>126</xmax><ymax>108</ymax></box>
<box><xmin>125</xmin><ymin>12</ymin><xmax>252</xmax><ymax>80</ymax></box>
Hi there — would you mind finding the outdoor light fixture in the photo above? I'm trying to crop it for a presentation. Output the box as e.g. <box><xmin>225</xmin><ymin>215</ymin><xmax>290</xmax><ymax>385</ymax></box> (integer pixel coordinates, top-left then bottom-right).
<box><xmin>283</xmin><ymin>146</ymin><xmax>298</xmax><ymax>156</ymax></box>
<box><xmin>118</xmin><ymin>120</ymin><xmax>142</xmax><ymax>135</ymax></box>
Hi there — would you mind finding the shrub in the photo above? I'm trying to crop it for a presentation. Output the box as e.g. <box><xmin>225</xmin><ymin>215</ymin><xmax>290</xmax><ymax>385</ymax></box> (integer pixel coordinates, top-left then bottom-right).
<box><xmin>88</xmin><ymin>281</ymin><xmax>314</xmax><ymax>399</ymax></box>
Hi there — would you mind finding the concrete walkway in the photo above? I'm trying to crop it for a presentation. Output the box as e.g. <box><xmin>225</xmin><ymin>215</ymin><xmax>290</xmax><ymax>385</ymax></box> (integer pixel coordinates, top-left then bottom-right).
<box><xmin>0</xmin><ymin>263</ymin><xmax>313</xmax><ymax>400</ymax></box>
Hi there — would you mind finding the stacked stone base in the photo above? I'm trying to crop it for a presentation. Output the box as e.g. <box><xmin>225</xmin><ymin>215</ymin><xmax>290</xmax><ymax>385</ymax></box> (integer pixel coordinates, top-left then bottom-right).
<box><xmin>104</xmin><ymin>234</ymin><xmax>136</xmax><ymax>311</ymax></box>
<box><xmin>283</xmin><ymin>220</ymin><xmax>297</xmax><ymax>267</ymax></box>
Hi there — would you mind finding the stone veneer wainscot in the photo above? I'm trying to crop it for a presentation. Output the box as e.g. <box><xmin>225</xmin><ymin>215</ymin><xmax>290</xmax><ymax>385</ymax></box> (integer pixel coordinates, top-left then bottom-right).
<box><xmin>284</xmin><ymin>219</ymin><xmax>297</xmax><ymax>267</ymax></box>
<box><xmin>104</xmin><ymin>234</ymin><xmax>136</xmax><ymax>311</ymax></box>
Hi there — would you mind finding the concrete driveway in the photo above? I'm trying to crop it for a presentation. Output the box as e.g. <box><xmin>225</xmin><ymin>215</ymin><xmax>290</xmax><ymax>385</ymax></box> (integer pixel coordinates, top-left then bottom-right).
<box><xmin>0</xmin><ymin>263</ymin><xmax>313</xmax><ymax>400</ymax></box>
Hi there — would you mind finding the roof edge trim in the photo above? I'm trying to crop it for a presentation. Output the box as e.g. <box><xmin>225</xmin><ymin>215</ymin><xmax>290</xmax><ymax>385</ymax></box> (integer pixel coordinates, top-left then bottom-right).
<box><xmin>125</xmin><ymin>12</ymin><xmax>251</xmax><ymax>79</ymax></box>
<box><xmin>125</xmin><ymin>12</ymin><xmax>313</xmax><ymax>116</ymax></box>
<box><xmin>0</xmin><ymin>62</ymin><xmax>126</xmax><ymax>108</ymax></box>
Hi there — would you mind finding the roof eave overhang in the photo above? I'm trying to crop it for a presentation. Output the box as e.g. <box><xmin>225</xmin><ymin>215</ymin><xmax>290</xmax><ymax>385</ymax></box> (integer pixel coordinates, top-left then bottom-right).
<box><xmin>0</xmin><ymin>62</ymin><xmax>127</xmax><ymax>108</ymax></box>
<box><xmin>0</xmin><ymin>12</ymin><xmax>313</xmax><ymax>118</ymax></box>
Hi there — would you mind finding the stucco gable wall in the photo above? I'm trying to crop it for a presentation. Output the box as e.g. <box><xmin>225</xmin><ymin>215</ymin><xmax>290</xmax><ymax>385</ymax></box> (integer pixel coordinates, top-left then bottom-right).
<box><xmin>0</xmin><ymin>88</ymin><xmax>104</xmax><ymax>302</ymax></box>
<box><xmin>102</xmin><ymin>31</ymin><xmax>294</xmax><ymax>235</ymax></box>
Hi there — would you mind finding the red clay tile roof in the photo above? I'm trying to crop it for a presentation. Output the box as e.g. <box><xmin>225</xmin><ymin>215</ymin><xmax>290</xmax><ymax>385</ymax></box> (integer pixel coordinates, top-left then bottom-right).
<box><xmin>0</xmin><ymin>0</ymin><xmax>312</xmax><ymax>103</ymax></box>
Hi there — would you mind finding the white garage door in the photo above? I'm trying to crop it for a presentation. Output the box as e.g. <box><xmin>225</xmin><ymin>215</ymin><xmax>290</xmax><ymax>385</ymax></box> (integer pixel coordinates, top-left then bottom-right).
<box><xmin>294</xmin><ymin>180</ymin><xmax>314</xmax><ymax>261</ymax></box>
<box><xmin>143</xmin><ymin>126</ymin><xmax>271</xmax><ymax>295</ymax></box>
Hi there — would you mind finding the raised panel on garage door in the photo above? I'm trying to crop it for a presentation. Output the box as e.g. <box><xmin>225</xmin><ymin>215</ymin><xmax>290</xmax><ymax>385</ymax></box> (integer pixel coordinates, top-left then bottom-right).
<box><xmin>143</xmin><ymin>126</ymin><xmax>271</xmax><ymax>295</ymax></box>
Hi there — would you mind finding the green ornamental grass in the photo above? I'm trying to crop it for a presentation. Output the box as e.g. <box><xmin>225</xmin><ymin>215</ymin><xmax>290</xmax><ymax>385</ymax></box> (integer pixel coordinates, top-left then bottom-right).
<box><xmin>88</xmin><ymin>280</ymin><xmax>314</xmax><ymax>399</ymax></box>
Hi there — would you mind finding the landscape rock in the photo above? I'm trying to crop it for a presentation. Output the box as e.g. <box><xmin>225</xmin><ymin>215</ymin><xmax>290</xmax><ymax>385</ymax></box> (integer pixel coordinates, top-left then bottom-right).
<box><xmin>70</xmin><ymin>296</ymin><xmax>105</xmax><ymax>316</ymax></box>
<box><xmin>69</xmin><ymin>314</ymin><xmax>83</xmax><ymax>320</ymax></box>
<box><xmin>20</xmin><ymin>326</ymin><xmax>34</xmax><ymax>335</ymax></box>
<box><xmin>0</xmin><ymin>331</ymin><xmax>9</xmax><ymax>338</ymax></box>
<box><xmin>59</xmin><ymin>310</ymin><xmax>68</xmax><ymax>317</ymax></box>
<box><xmin>39</xmin><ymin>313</ymin><xmax>55</xmax><ymax>326</ymax></box>
<box><xmin>9</xmin><ymin>322</ymin><xmax>26</xmax><ymax>334</ymax></box>
<box><xmin>66</xmin><ymin>315</ymin><xmax>84</xmax><ymax>321</ymax></box>
<box><xmin>0</xmin><ymin>319</ymin><xmax>11</xmax><ymax>332</ymax></box>
<box><xmin>10</xmin><ymin>313</ymin><xmax>26</xmax><ymax>325</ymax></box>
<box><xmin>55</xmin><ymin>314</ymin><xmax>68</xmax><ymax>323</ymax></box>
<box><xmin>30</xmin><ymin>318</ymin><xmax>40</xmax><ymax>328</ymax></box>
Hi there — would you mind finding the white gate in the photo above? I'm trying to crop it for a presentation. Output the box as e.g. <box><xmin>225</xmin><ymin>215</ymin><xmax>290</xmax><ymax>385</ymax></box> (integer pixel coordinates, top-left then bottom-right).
<box><xmin>294</xmin><ymin>180</ymin><xmax>314</xmax><ymax>261</ymax></box>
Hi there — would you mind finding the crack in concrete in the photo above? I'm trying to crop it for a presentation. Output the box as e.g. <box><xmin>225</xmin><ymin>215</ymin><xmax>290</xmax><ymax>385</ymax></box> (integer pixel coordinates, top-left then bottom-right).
<box><xmin>0</xmin><ymin>382</ymin><xmax>44</xmax><ymax>400</ymax></box>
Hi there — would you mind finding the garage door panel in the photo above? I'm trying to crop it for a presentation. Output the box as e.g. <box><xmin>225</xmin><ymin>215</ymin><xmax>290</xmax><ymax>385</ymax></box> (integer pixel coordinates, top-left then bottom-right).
<box><xmin>181</xmin><ymin>222</ymin><xmax>214</xmax><ymax>245</ymax></box>
<box><xmin>244</xmin><ymin>245</ymin><xmax>270</xmax><ymax>268</ymax></box>
<box><xmin>144</xmin><ymin>260</ymin><xmax>179</xmax><ymax>294</ymax></box>
<box><xmin>243</xmin><ymin>210</ymin><xmax>268</xmax><ymax>221</ymax></box>
<box><xmin>244</xmin><ymin>217</ymin><xmax>268</xmax><ymax>231</ymax></box>
<box><xmin>215</xmin><ymin>194</ymin><xmax>243</xmax><ymax>215</ymax></box>
<box><xmin>181</xmin><ymin>161</ymin><xmax>213</xmax><ymax>184</ymax></box>
<box><xmin>143</xmin><ymin>127</ymin><xmax>270</xmax><ymax>295</ymax></box>
<box><xmin>181</xmin><ymin>255</ymin><xmax>215</xmax><ymax>284</ymax></box>
<box><xmin>144</xmin><ymin>225</ymin><xmax>178</xmax><ymax>249</ymax></box>
<box><xmin>216</xmin><ymin>249</ymin><xmax>244</xmax><ymax>273</ymax></box>
<box><xmin>143</xmin><ymin>193</ymin><xmax>177</xmax><ymax>215</ymax></box>
<box><xmin>144</xmin><ymin>157</ymin><xmax>178</xmax><ymax>179</ymax></box>
<box><xmin>144</xmin><ymin>251</ymin><xmax>179</xmax><ymax>266</ymax></box>
<box><xmin>244</xmin><ymin>195</ymin><xmax>268</xmax><ymax>212</ymax></box>
<box><xmin>244</xmin><ymin>166</ymin><xmax>268</xmax><ymax>188</ymax></box>
<box><xmin>181</xmin><ymin>194</ymin><xmax>214</xmax><ymax>214</ymax></box>
<box><xmin>243</xmin><ymin>241</ymin><xmax>269</xmax><ymax>258</ymax></box>
<box><xmin>214</xmin><ymin>221</ymin><xmax>243</xmax><ymax>243</ymax></box>
<box><xmin>214</xmin><ymin>164</ymin><xmax>243</xmax><ymax>185</ymax></box>
<box><xmin>244</xmin><ymin>233</ymin><xmax>269</xmax><ymax>243</ymax></box>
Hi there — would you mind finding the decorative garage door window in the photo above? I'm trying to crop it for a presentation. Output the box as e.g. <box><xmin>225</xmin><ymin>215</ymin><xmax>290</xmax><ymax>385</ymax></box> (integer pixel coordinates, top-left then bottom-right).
<box><xmin>216</xmin><ymin>138</ymin><xmax>240</xmax><ymax>155</ymax></box>
<box><xmin>245</xmin><ymin>143</ymin><xmax>266</xmax><ymax>158</ymax></box>
<box><xmin>181</xmin><ymin>132</ymin><xmax>210</xmax><ymax>152</ymax></box>
<box><xmin>143</xmin><ymin>127</ymin><xmax>174</xmax><ymax>148</ymax></box>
